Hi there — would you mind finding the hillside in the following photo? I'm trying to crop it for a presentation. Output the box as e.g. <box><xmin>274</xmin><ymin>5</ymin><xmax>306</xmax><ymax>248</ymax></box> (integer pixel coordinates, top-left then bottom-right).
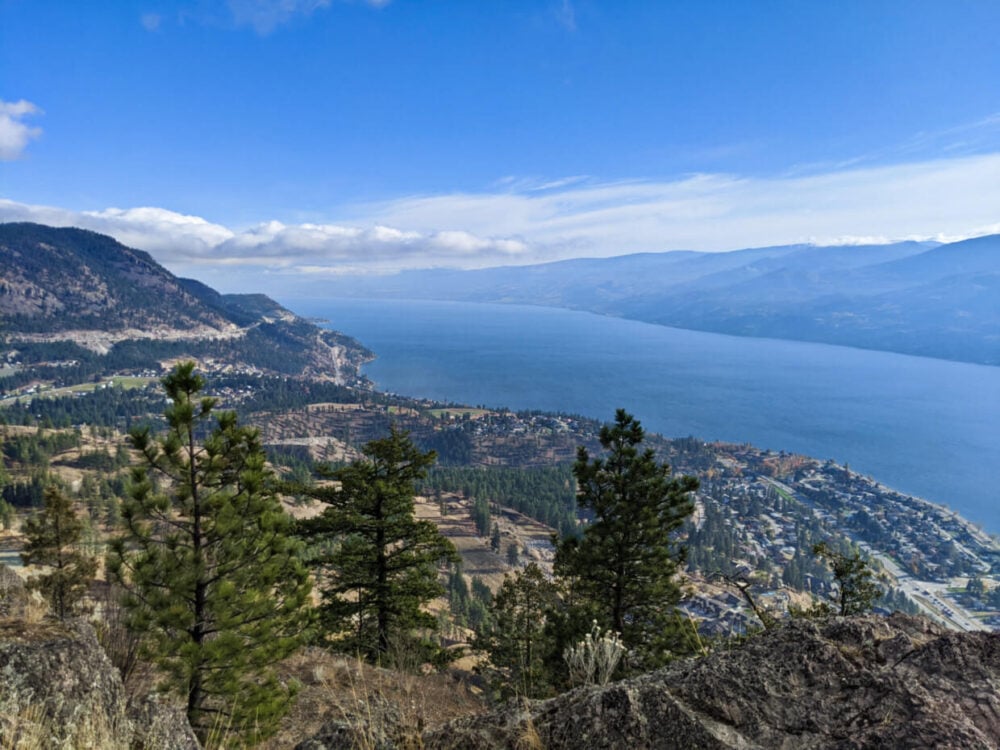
<box><xmin>0</xmin><ymin>223</ymin><xmax>372</xmax><ymax>382</ymax></box>
<box><xmin>308</xmin><ymin>237</ymin><xmax>1000</xmax><ymax>365</ymax></box>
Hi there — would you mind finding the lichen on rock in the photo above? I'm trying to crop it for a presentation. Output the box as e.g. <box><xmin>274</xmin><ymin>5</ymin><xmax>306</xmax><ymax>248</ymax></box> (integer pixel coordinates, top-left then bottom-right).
<box><xmin>422</xmin><ymin>614</ymin><xmax>1000</xmax><ymax>750</ymax></box>
<box><xmin>0</xmin><ymin>601</ymin><xmax>200</xmax><ymax>749</ymax></box>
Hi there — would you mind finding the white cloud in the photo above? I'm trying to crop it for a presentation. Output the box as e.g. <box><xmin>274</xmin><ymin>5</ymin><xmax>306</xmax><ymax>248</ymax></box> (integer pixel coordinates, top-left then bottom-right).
<box><xmin>81</xmin><ymin>206</ymin><xmax>236</xmax><ymax>255</ymax></box>
<box><xmin>0</xmin><ymin>199</ymin><xmax>527</xmax><ymax>280</ymax></box>
<box><xmin>354</xmin><ymin>153</ymin><xmax>1000</xmax><ymax>255</ymax></box>
<box><xmin>0</xmin><ymin>99</ymin><xmax>43</xmax><ymax>160</ymax></box>
<box><xmin>227</xmin><ymin>0</ymin><xmax>332</xmax><ymax>33</ymax></box>
<box><xmin>225</xmin><ymin>0</ymin><xmax>390</xmax><ymax>34</ymax></box>
<box><xmin>210</xmin><ymin>221</ymin><xmax>526</xmax><ymax>269</ymax></box>
<box><xmin>141</xmin><ymin>12</ymin><xmax>162</xmax><ymax>31</ymax></box>
<box><xmin>555</xmin><ymin>0</ymin><xmax>576</xmax><ymax>32</ymax></box>
<box><xmin>3</xmin><ymin>151</ymin><xmax>1000</xmax><ymax>291</ymax></box>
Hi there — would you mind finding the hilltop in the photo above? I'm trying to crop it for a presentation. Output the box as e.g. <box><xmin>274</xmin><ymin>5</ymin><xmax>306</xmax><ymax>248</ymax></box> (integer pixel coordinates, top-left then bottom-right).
<box><xmin>0</xmin><ymin>222</ymin><xmax>371</xmax><ymax>382</ymax></box>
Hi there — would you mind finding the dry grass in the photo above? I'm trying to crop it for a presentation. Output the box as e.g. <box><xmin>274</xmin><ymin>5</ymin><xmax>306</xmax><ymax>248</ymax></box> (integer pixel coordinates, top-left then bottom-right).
<box><xmin>0</xmin><ymin>691</ymin><xmax>130</xmax><ymax>750</ymax></box>
<box><xmin>0</xmin><ymin>590</ymin><xmax>50</xmax><ymax>629</ymax></box>
<box><xmin>259</xmin><ymin>647</ymin><xmax>486</xmax><ymax>749</ymax></box>
<box><xmin>515</xmin><ymin>709</ymin><xmax>546</xmax><ymax>750</ymax></box>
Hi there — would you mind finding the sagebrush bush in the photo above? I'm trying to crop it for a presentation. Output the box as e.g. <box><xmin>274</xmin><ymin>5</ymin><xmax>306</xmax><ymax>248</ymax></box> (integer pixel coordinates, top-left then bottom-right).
<box><xmin>563</xmin><ymin>621</ymin><xmax>626</xmax><ymax>687</ymax></box>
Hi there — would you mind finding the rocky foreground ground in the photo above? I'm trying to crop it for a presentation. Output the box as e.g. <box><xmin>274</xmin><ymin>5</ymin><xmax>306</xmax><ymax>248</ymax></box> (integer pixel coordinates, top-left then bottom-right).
<box><xmin>2</xmin><ymin>559</ymin><xmax>998</xmax><ymax>749</ymax></box>
<box><xmin>420</xmin><ymin>614</ymin><xmax>1000</xmax><ymax>749</ymax></box>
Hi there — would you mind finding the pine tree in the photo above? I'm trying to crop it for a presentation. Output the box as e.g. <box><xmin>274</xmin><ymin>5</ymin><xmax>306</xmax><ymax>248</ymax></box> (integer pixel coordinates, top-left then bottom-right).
<box><xmin>812</xmin><ymin>542</ymin><xmax>881</xmax><ymax>616</ymax></box>
<box><xmin>477</xmin><ymin>562</ymin><xmax>562</xmax><ymax>698</ymax></box>
<box><xmin>20</xmin><ymin>486</ymin><xmax>97</xmax><ymax>619</ymax></box>
<box><xmin>506</xmin><ymin>542</ymin><xmax>519</xmax><ymax>567</ymax></box>
<box><xmin>299</xmin><ymin>427</ymin><xmax>458</xmax><ymax>661</ymax></box>
<box><xmin>555</xmin><ymin>409</ymin><xmax>698</xmax><ymax>670</ymax></box>
<box><xmin>0</xmin><ymin>500</ymin><xmax>13</xmax><ymax>531</ymax></box>
<box><xmin>107</xmin><ymin>363</ymin><xmax>312</xmax><ymax>743</ymax></box>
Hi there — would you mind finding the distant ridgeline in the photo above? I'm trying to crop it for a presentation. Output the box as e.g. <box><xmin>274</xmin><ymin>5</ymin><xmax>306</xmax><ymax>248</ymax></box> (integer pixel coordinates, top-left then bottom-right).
<box><xmin>0</xmin><ymin>223</ymin><xmax>372</xmax><ymax>386</ymax></box>
<box><xmin>311</xmin><ymin>236</ymin><xmax>1000</xmax><ymax>366</ymax></box>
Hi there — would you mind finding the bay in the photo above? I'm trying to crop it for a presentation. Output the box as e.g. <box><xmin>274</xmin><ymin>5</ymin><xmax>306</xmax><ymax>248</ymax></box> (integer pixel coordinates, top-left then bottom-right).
<box><xmin>282</xmin><ymin>297</ymin><xmax>1000</xmax><ymax>534</ymax></box>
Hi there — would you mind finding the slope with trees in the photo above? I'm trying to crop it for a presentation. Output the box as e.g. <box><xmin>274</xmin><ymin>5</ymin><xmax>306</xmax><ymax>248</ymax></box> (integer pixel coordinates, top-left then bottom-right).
<box><xmin>297</xmin><ymin>427</ymin><xmax>458</xmax><ymax>662</ymax></box>
<box><xmin>107</xmin><ymin>362</ymin><xmax>313</xmax><ymax>744</ymax></box>
<box><xmin>0</xmin><ymin>222</ymin><xmax>372</xmax><ymax>383</ymax></box>
<box><xmin>19</xmin><ymin>485</ymin><xmax>97</xmax><ymax>619</ymax></box>
<box><xmin>554</xmin><ymin>409</ymin><xmax>700</xmax><ymax>671</ymax></box>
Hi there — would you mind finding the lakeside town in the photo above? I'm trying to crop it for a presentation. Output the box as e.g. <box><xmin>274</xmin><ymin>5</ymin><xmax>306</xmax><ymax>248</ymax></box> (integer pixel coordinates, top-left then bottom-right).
<box><xmin>3</xmin><ymin>356</ymin><xmax>999</xmax><ymax>638</ymax></box>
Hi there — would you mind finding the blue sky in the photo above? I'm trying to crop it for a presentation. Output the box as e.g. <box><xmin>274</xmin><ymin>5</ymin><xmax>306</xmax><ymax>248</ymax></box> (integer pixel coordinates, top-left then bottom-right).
<box><xmin>3</xmin><ymin>1</ymin><xmax>1000</xmax><ymax>291</ymax></box>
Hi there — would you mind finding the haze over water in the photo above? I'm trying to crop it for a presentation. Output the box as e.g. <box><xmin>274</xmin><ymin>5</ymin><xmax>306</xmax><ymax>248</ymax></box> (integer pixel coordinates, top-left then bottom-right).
<box><xmin>285</xmin><ymin>298</ymin><xmax>1000</xmax><ymax>535</ymax></box>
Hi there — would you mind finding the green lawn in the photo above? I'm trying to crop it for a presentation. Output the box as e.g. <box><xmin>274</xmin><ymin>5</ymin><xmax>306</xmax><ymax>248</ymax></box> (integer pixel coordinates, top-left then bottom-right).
<box><xmin>32</xmin><ymin>376</ymin><xmax>157</xmax><ymax>399</ymax></box>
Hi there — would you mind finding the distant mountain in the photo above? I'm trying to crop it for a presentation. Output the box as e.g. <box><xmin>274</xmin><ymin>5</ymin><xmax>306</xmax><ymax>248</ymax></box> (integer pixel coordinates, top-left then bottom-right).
<box><xmin>308</xmin><ymin>237</ymin><xmax>1000</xmax><ymax>366</ymax></box>
<box><xmin>0</xmin><ymin>223</ymin><xmax>371</xmax><ymax>381</ymax></box>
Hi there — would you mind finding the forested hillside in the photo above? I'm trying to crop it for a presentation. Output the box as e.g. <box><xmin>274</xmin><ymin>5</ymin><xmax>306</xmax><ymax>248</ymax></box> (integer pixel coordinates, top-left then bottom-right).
<box><xmin>0</xmin><ymin>223</ymin><xmax>372</xmax><ymax>383</ymax></box>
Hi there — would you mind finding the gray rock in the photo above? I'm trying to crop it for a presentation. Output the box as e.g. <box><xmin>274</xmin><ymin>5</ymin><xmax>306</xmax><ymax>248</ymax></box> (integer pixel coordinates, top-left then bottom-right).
<box><xmin>0</xmin><ymin>563</ymin><xmax>27</xmax><ymax>618</ymax></box>
<box><xmin>0</xmin><ymin>617</ymin><xmax>130</xmax><ymax>746</ymax></box>
<box><xmin>128</xmin><ymin>693</ymin><xmax>202</xmax><ymax>750</ymax></box>
<box><xmin>0</xmin><ymin>615</ymin><xmax>201</xmax><ymax>749</ymax></box>
<box><xmin>295</xmin><ymin>693</ymin><xmax>420</xmax><ymax>750</ymax></box>
<box><xmin>424</xmin><ymin>614</ymin><xmax>1000</xmax><ymax>749</ymax></box>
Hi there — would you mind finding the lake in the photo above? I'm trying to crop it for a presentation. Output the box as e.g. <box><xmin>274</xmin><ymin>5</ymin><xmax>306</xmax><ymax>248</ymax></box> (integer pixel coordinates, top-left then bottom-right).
<box><xmin>281</xmin><ymin>297</ymin><xmax>1000</xmax><ymax>534</ymax></box>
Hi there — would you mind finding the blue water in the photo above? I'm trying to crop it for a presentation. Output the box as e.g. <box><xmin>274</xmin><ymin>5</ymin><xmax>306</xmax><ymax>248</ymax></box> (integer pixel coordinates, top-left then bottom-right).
<box><xmin>282</xmin><ymin>297</ymin><xmax>1000</xmax><ymax>534</ymax></box>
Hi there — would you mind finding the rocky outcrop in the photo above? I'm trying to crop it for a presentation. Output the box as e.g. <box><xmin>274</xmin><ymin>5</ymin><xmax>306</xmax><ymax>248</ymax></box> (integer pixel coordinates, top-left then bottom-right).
<box><xmin>127</xmin><ymin>693</ymin><xmax>201</xmax><ymax>750</ymax></box>
<box><xmin>0</xmin><ymin>606</ymin><xmax>199</xmax><ymax>749</ymax></box>
<box><xmin>294</xmin><ymin>693</ymin><xmax>412</xmax><ymax>750</ymax></box>
<box><xmin>423</xmin><ymin>614</ymin><xmax>1000</xmax><ymax>749</ymax></box>
<box><xmin>0</xmin><ymin>563</ymin><xmax>28</xmax><ymax>618</ymax></box>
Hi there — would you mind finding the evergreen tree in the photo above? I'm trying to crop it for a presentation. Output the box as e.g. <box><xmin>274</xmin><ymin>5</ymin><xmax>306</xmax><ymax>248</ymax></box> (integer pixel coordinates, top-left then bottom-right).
<box><xmin>506</xmin><ymin>542</ymin><xmax>520</xmax><ymax>567</ymax></box>
<box><xmin>555</xmin><ymin>409</ymin><xmax>698</xmax><ymax>670</ymax></box>
<box><xmin>0</xmin><ymin>441</ymin><xmax>9</xmax><ymax>491</ymax></box>
<box><xmin>477</xmin><ymin>562</ymin><xmax>562</xmax><ymax>699</ymax></box>
<box><xmin>107</xmin><ymin>363</ymin><xmax>312</xmax><ymax>743</ymax></box>
<box><xmin>20</xmin><ymin>486</ymin><xmax>97</xmax><ymax>619</ymax></box>
<box><xmin>298</xmin><ymin>427</ymin><xmax>458</xmax><ymax>661</ymax></box>
<box><xmin>812</xmin><ymin>542</ymin><xmax>881</xmax><ymax>616</ymax></box>
<box><xmin>966</xmin><ymin>576</ymin><xmax>986</xmax><ymax>597</ymax></box>
<box><xmin>0</xmin><ymin>450</ymin><xmax>13</xmax><ymax>528</ymax></box>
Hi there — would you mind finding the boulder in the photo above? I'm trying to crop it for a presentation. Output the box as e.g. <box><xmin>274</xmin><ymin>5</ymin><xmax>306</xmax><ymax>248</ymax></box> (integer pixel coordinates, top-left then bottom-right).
<box><xmin>295</xmin><ymin>692</ymin><xmax>419</xmax><ymax>750</ymax></box>
<box><xmin>0</xmin><ymin>614</ymin><xmax>200</xmax><ymax>749</ymax></box>
<box><xmin>0</xmin><ymin>562</ymin><xmax>28</xmax><ymax>618</ymax></box>
<box><xmin>424</xmin><ymin>614</ymin><xmax>1000</xmax><ymax>749</ymax></box>
<box><xmin>128</xmin><ymin>693</ymin><xmax>202</xmax><ymax>750</ymax></box>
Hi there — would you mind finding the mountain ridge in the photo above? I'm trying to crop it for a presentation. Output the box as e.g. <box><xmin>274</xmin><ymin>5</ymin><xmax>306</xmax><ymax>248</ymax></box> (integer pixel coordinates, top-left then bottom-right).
<box><xmin>0</xmin><ymin>223</ymin><xmax>371</xmax><ymax>382</ymax></box>
<box><xmin>304</xmin><ymin>236</ymin><xmax>998</xmax><ymax>365</ymax></box>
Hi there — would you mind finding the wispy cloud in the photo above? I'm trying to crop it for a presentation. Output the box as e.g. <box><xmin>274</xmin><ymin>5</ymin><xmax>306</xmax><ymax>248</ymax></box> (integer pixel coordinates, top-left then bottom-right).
<box><xmin>227</xmin><ymin>0</ymin><xmax>330</xmax><ymax>34</ymax></box>
<box><xmin>0</xmin><ymin>99</ymin><xmax>43</xmax><ymax>160</ymax></box>
<box><xmin>555</xmin><ymin>0</ymin><xmax>576</xmax><ymax>32</ymax></box>
<box><xmin>3</xmin><ymin>151</ymin><xmax>1000</xmax><ymax>291</ymax></box>
<box><xmin>787</xmin><ymin>112</ymin><xmax>1000</xmax><ymax>177</ymax></box>
<box><xmin>226</xmin><ymin>0</ymin><xmax>387</xmax><ymax>34</ymax></box>
<box><xmin>140</xmin><ymin>12</ymin><xmax>162</xmax><ymax>31</ymax></box>
<box><xmin>355</xmin><ymin>153</ymin><xmax>1000</xmax><ymax>255</ymax></box>
<box><xmin>491</xmin><ymin>174</ymin><xmax>591</xmax><ymax>193</ymax></box>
